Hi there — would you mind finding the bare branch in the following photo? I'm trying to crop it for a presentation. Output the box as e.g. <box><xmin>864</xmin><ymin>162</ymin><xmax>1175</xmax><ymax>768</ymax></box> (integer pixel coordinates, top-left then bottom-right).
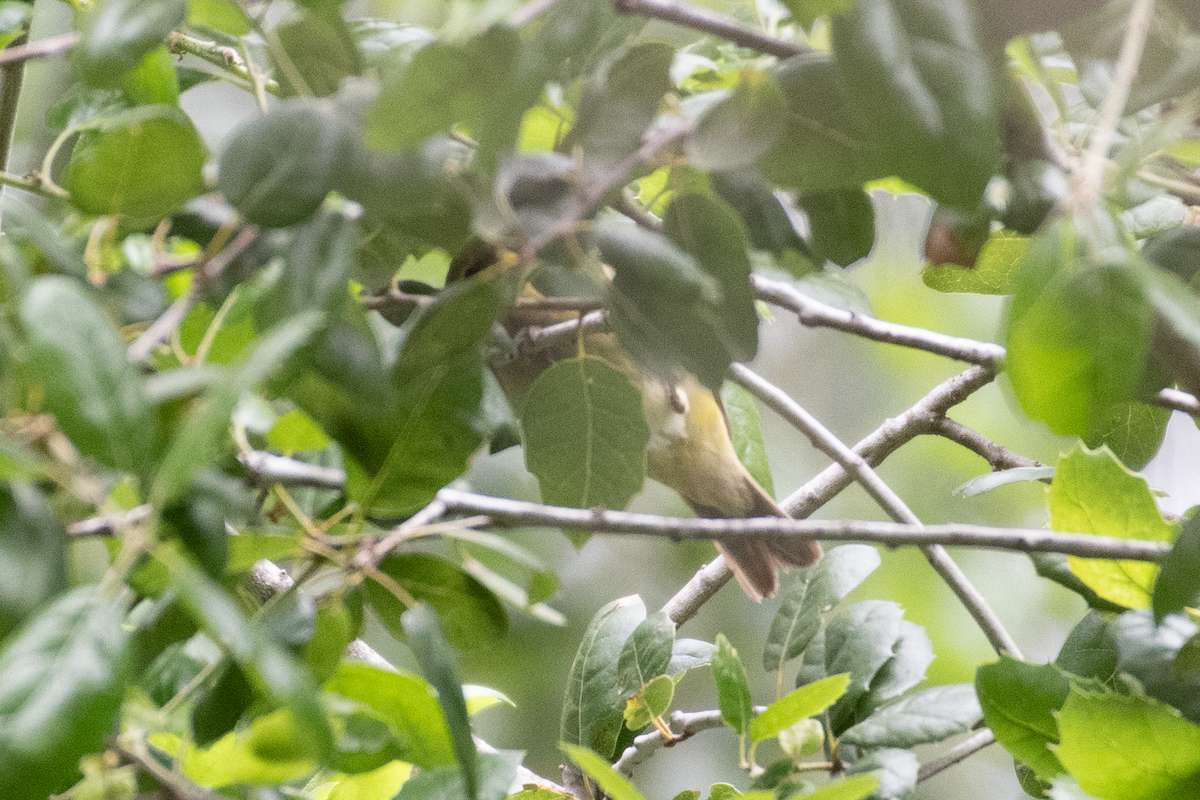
<box><xmin>661</xmin><ymin>555</ymin><xmax>735</xmax><ymax>627</ymax></box>
<box><xmin>928</xmin><ymin>418</ymin><xmax>1042</xmax><ymax>472</ymax></box>
<box><xmin>0</xmin><ymin>32</ymin><xmax>79</xmax><ymax>66</ymax></box>
<box><xmin>917</xmin><ymin>729</ymin><xmax>996</xmax><ymax>783</ymax></box>
<box><xmin>240</xmin><ymin>450</ymin><xmax>348</xmax><ymax>490</ymax></box>
<box><xmin>1150</xmin><ymin>387</ymin><xmax>1200</xmax><ymax>419</ymax></box>
<box><xmin>67</xmin><ymin>504</ymin><xmax>154</xmax><ymax>538</ymax></box>
<box><xmin>614</xmin><ymin>707</ymin><xmax>764</xmax><ymax>775</ymax></box>
<box><xmin>612</xmin><ymin>0</ymin><xmax>808</xmax><ymax>61</ymax></box>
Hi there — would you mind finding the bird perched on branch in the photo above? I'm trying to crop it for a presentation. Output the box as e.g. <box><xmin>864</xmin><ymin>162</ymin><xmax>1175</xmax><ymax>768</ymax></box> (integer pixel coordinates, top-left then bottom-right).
<box><xmin>449</xmin><ymin>241</ymin><xmax>821</xmax><ymax>601</ymax></box>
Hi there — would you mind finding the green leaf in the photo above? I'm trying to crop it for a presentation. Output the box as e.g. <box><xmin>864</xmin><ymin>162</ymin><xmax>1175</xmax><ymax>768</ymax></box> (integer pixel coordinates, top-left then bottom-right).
<box><xmin>616</xmin><ymin>611</ymin><xmax>676</xmax><ymax>699</ymax></box>
<box><xmin>262</xmin><ymin>208</ymin><xmax>359</xmax><ymax>324</ymax></box>
<box><xmin>324</xmin><ymin>662</ymin><xmax>457</xmax><ymax>769</ymax></box>
<box><xmin>1055</xmin><ymin>611</ymin><xmax>1118</xmax><ymax>685</ymax></box>
<box><xmin>854</xmin><ymin>619</ymin><xmax>934</xmax><ymax>719</ymax></box>
<box><xmin>66</xmin><ymin>107</ymin><xmax>206</xmax><ymax>221</ymax></box>
<box><xmin>403</xmin><ymin>605</ymin><xmax>478</xmax><ymax>800</ymax></box>
<box><xmin>841</xmin><ymin>748</ymin><xmax>914</xmax><ymax>800</ymax></box>
<box><xmin>713</xmin><ymin>634</ymin><xmax>753</xmax><ymax>736</ymax></box>
<box><xmin>153</xmin><ymin>313</ymin><xmax>321</xmax><ymax>504</ymax></box>
<box><xmin>664</xmin><ymin>193</ymin><xmax>760</xmax><ymax>365</ymax></box>
<box><xmin>192</xmin><ymin>661</ymin><xmax>253</xmax><ymax>747</ymax></box>
<box><xmin>749</xmin><ymin>673</ymin><xmax>850</xmax><ymax>744</ymax></box>
<box><xmin>976</xmin><ymin>656</ymin><xmax>1071</xmax><ymax>779</ymax></box>
<box><xmin>1049</xmin><ymin>445</ymin><xmax>1175</xmax><ymax>609</ymax></box>
<box><xmin>623</xmin><ymin>674</ymin><xmax>675</xmax><ymax>730</ymax></box>
<box><xmin>20</xmin><ymin>276</ymin><xmax>155</xmax><ymax>474</ymax></box>
<box><xmin>1007</xmin><ymin>226</ymin><xmax>1153</xmax><ymax>438</ymax></box>
<box><xmin>792</xmin><ymin>775</ymin><xmax>880</xmax><ymax>800</ymax></box>
<box><xmin>923</xmin><ymin>230</ymin><xmax>1028</xmax><ymax>294</ymax></box>
<box><xmin>1082</xmin><ymin>400</ymin><xmax>1171</xmax><ymax>472</ymax></box>
<box><xmin>561</xmin><ymin>744</ymin><xmax>648</xmax><ymax>800</ymax></box>
<box><xmin>0</xmin><ymin>587</ymin><xmax>129</xmax><ymax>800</ymax></box>
<box><xmin>123</xmin><ymin>46</ymin><xmax>180</xmax><ymax>105</ymax></box>
<box><xmin>0</xmin><ymin>481</ymin><xmax>67</xmax><ymax>639</ymax></box>
<box><xmin>521</xmin><ymin>355</ymin><xmax>651</xmax><ymax>512</ymax></box>
<box><xmin>1154</xmin><ymin>513</ymin><xmax>1200</xmax><ymax>622</ymax></box>
<box><xmin>830</xmin><ymin>0</ymin><xmax>1000</xmax><ymax>209</ymax></box>
<box><xmin>1056</xmin><ymin>688</ymin><xmax>1200</xmax><ymax>800</ymax></box>
<box><xmin>668</xmin><ymin>638</ymin><xmax>717</xmax><ymax>678</ymax></box>
<box><xmin>954</xmin><ymin>466</ymin><xmax>1055</xmax><ymax>498</ymax></box>
<box><xmin>218</xmin><ymin>97</ymin><xmax>351</xmax><ymax>228</ymax></box>
<box><xmin>840</xmin><ymin>684</ymin><xmax>981</xmax><ymax>748</ymax></box>
<box><xmin>561</xmin><ymin>43</ymin><xmax>674</xmax><ymax>181</ymax></box>
<box><xmin>187</xmin><ymin>0</ymin><xmax>251</xmax><ymax>35</ymax></box>
<box><xmin>783</xmin><ymin>0</ymin><xmax>854</xmax><ymax>26</ymax></box>
<box><xmin>273</xmin><ymin>8</ymin><xmax>362</xmax><ymax>97</ymax></box>
<box><xmin>763</xmin><ymin>545</ymin><xmax>881</xmax><ymax>673</ymax></box>
<box><xmin>326</xmin><ymin>762</ymin><xmax>413</xmax><ymax>800</ymax></box>
<box><xmin>720</xmin><ymin>382</ymin><xmax>775</xmax><ymax>498</ymax></box>
<box><xmin>824</xmin><ymin>600</ymin><xmax>904</xmax><ymax>734</ymax></box>
<box><xmin>560</xmin><ymin>595</ymin><xmax>646</xmax><ymax>758</ymax></box>
<box><xmin>394</xmin><ymin>752</ymin><xmax>521</xmax><ymax>800</ymax></box>
<box><xmin>367</xmin><ymin>553</ymin><xmax>507</xmax><ymax>650</ymax></box>
<box><xmin>1110</xmin><ymin>610</ymin><xmax>1200</xmax><ymax>725</ymax></box>
<box><xmin>709</xmin><ymin>168</ymin><xmax>812</xmax><ymax>266</ymax></box>
<box><xmin>686</xmin><ymin>72</ymin><xmax>786</xmax><ymax>172</ymax></box>
<box><xmin>1030</xmin><ymin>552</ymin><xmax>1128</xmax><ymax>614</ymax></box>
<box><xmin>800</xmin><ymin>189</ymin><xmax>875</xmax><ymax>267</ymax></box>
<box><xmin>75</xmin><ymin>0</ymin><xmax>186</xmax><ymax>87</ymax></box>
<box><xmin>267</xmin><ymin>409</ymin><xmax>331</xmax><ymax>453</ymax></box>
<box><xmin>759</xmin><ymin>57</ymin><xmax>880</xmax><ymax>192</ymax></box>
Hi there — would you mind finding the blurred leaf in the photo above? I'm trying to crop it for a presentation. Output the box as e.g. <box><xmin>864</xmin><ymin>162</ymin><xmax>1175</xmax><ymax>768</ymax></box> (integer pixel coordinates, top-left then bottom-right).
<box><xmin>713</xmin><ymin>634</ymin><xmax>753</xmax><ymax>736</ymax></box>
<box><xmin>1055</xmin><ymin>611</ymin><xmax>1118</xmax><ymax>684</ymax></box>
<box><xmin>763</xmin><ymin>545</ymin><xmax>881</xmax><ymax>673</ymax></box>
<box><xmin>2</xmin><ymin>200</ymin><xmax>86</xmax><ymax>278</ymax></box>
<box><xmin>759</xmin><ymin>57</ymin><xmax>880</xmax><ymax>192</ymax></box>
<box><xmin>1119</xmin><ymin>196</ymin><xmax>1188</xmax><ymax>240</ymax></box>
<box><xmin>954</xmin><ymin>466</ymin><xmax>1054</xmax><ymax>498</ymax></box>
<box><xmin>66</xmin><ymin>107</ymin><xmax>206</xmax><ymax>221</ymax></box>
<box><xmin>187</xmin><ymin>0</ymin><xmax>251</xmax><ymax>35</ymax></box>
<box><xmin>976</xmin><ymin>656</ymin><xmax>1070</xmax><ymax>779</ymax></box>
<box><xmin>464</xmin><ymin>685</ymin><xmax>515</xmax><ymax>716</ymax></box>
<box><xmin>274</xmin><ymin>8</ymin><xmax>361</xmax><ymax>97</ymax></box>
<box><xmin>459</xmin><ymin>555</ymin><xmax>566</xmax><ymax>626</ymax></box>
<box><xmin>923</xmin><ymin>230</ymin><xmax>1028</xmax><ymax>295</ymax></box>
<box><xmin>403</xmin><ymin>605</ymin><xmax>477</xmax><ymax>800</ymax></box>
<box><xmin>1056</xmin><ymin>688</ymin><xmax>1200</xmax><ymax>800</ymax></box>
<box><xmin>123</xmin><ymin>46</ymin><xmax>180</xmax><ymax>105</ymax></box>
<box><xmin>0</xmin><ymin>587</ymin><xmax>129</xmax><ymax>800</ymax></box>
<box><xmin>1111</xmin><ymin>609</ymin><xmax>1200</xmax><ymax>725</ymax></box>
<box><xmin>192</xmin><ymin>661</ymin><xmax>253</xmax><ymax>747</ymax></box>
<box><xmin>171</xmin><ymin>712</ymin><xmax>320</xmax><ymax>786</ymax></box>
<box><xmin>219</xmin><ymin>97</ymin><xmax>351</xmax><ymax>228</ymax></box>
<box><xmin>783</xmin><ymin>0</ymin><xmax>854</xmax><ymax>27</ymax></box>
<box><xmin>75</xmin><ymin>0</ymin><xmax>186</xmax><ymax>87</ymax></box>
<box><xmin>303</xmin><ymin>598</ymin><xmax>354</xmax><ymax>683</ymax></box>
<box><xmin>830</xmin><ymin>0</ymin><xmax>1000</xmax><ymax>209</ymax></box>
<box><xmin>792</xmin><ymin>775</ymin><xmax>879</xmax><ymax>800</ymax></box>
<box><xmin>325</xmin><ymin>662</ymin><xmax>456</xmax><ymax>769</ymax></box>
<box><xmin>522</xmin><ymin>355</ymin><xmax>650</xmax><ymax>512</ymax></box>
<box><xmin>800</xmin><ymin>189</ymin><xmax>874</xmax><ymax>267</ymax></box>
<box><xmin>350</xmin><ymin>19</ymin><xmax>433</xmax><ymax>73</ymax></box>
<box><xmin>562</xmin><ymin>43</ymin><xmax>673</xmax><ymax>182</ymax></box>
<box><xmin>394</xmin><ymin>752</ymin><xmax>521</xmax><ymax>800</ymax></box>
<box><xmin>20</xmin><ymin>276</ymin><xmax>155</xmax><ymax>474</ymax></box>
<box><xmin>0</xmin><ymin>481</ymin><xmax>67</xmax><ymax>640</ymax></box>
<box><xmin>617</xmin><ymin>611</ymin><xmax>675</xmax><ymax>699</ymax></box>
<box><xmin>841</xmin><ymin>684</ymin><xmax>980</xmax><ymax>748</ymax></box>
<box><xmin>824</xmin><ymin>600</ymin><xmax>904</xmax><ymax>734</ymax></box>
<box><xmin>749</xmin><ymin>673</ymin><xmax>849</xmax><ymax>744</ymax></box>
<box><xmin>561</xmin><ymin>744</ymin><xmax>648</xmax><ymax>800</ymax></box>
<box><xmin>686</xmin><ymin>73</ymin><xmax>786</xmax><ymax>172</ymax></box>
<box><xmin>840</xmin><ymin>749</ymin><xmax>913</xmax><ymax>800</ymax></box>
<box><xmin>228</xmin><ymin>532</ymin><xmax>302</xmax><ymax>573</ymax></box>
<box><xmin>262</xmin><ymin>208</ymin><xmax>358</xmax><ymax>325</ymax></box>
<box><xmin>368</xmin><ymin>553</ymin><xmax>507</xmax><ymax>650</ymax></box>
<box><xmin>267</xmin><ymin>409</ymin><xmax>331</xmax><ymax>453</ymax></box>
<box><xmin>709</xmin><ymin>168</ymin><xmax>812</xmax><ymax>266</ymax></box>
<box><xmin>1154</xmin><ymin>513</ymin><xmax>1200</xmax><ymax>622</ymax></box>
<box><xmin>162</xmin><ymin>467</ymin><xmax>256</xmax><ymax>578</ymax></box>
<box><xmin>721</xmin><ymin>382</ymin><xmax>775</xmax><ymax>498</ymax></box>
<box><xmin>561</xmin><ymin>595</ymin><xmax>645</xmax><ymax>758</ymax></box>
<box><xmin>153</xmin><ymin>313</ymin><xmax>320</xmax><ymax>504</ymax></box>
<box><xmin>1142</xmin><ymin>225</ymin><xmax>1200</xmax><ymax>286</ymax></box>
<box><xmin>1050</xmin><ymin>445</ymin><xmax>1174</xmax><ymax>609</ymax></box>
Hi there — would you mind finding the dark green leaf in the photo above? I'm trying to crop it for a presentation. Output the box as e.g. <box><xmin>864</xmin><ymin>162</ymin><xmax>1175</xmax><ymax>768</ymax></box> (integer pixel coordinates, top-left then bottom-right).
<box><xmin>1055</xmin><ymin>611</ymin><xmax>1118</xmax><ymax>684</ymax></box>
<box><xmin>403</xmin><ymin>605</ymin><xmax>478</xmax><ymax>800</ymax></box>
<box><xmin>395</xmin><ymin>752</ymin><xmax>522</xmax><ymax>800</ymax></box>
<box><xmin>800</xmin><ymin>189</ymin><xmax>875</xmax><ymax>267</ymax></box>
<box><xmin>274</xmin><ymin>8</ymin><xmax>362</xmax><ymax>97</ymax></box>
<box><xmin>975</xmin><ymin>656</ymin><xmax>1071</xmax><ymax>779</ymax></box>
<box><xmin>616</xmin><ymin>611</ymin><xmax>676</xmax><ymax>699</ymax></box>
<box><xmin>75</xmin><ymin>0</ymin><xmax>186</xmax><ymax>87</ymax></box>
<box><xmin>759</xmin><ymin>57</ymin><xmax>880</xmax><ymax>192</ymax></box>
<box><xmin>260</xmin><ymin>208</ymin><xmax>358</xmax><ymax>326</ymax></box>
<box><xmin>709</xmin><ymin>168</ymin><xmax>812</xmax><ymax>265</ymax></box>
<box><xmin>218</xmin><ymin>97</ymin><xmax>351</xmax><ymax>228</ymax></box>
<box><xmin>720</xmin><ymin>382</ymin><xmax>775</xmax><ymax>498</ymax></box>
<box><xmin>324</xmin><ymin>661</ymin><xmax>457</xmax><ymax>769</ymax></box>
<box><xmin>854</xmin><ymin>619</ymin><xmax>933</xmax><ymax>720</ymax></box>
<box><xmin>749</xmin><ymin>673</ymin><xmax>850</xmax><ymax>744</ymax></box>
<box><xmin>20</xmin><ymin>276</ymin><xmax>155</xmax><ymax>474</ymax></box>
<box><xmin>192</xmin><ymin>661</ymin><xmax>254</xmax><ymax>746</ymax></box>
<box><xmin>763</xmin><ymin>545</ymin><xmax>881</xmax><ymax>673</ymax></box>
<box><xmin>1154</xmin><ymin>513</ymin><xmax>1200</xmax><ymax>622</ymax></box>
<box><xmin>840</xmin><ymin>684</ymin><xmax>981</xmax><ymax>748</ymax></box>
<box><xmin>824</xmin><ymin>600</ymin><xmax>904</xmax><ymax>734</ymax></box>
<box><xmin>1111</xmin><ymin>609</ymin><xmax>1200</xmax><ymax>725</ymax></box>
<box><xmin>1143</xmin><ymin>225</ymin><xmax>1200</xmax><ymax>286</ymax></box>
<box><xmin>66</xmin><ymin>106</ymin><xmax>206</xmax><ymax>221</ymax></box>
<box><xmin>560</xmin><ymin>595</ymin><xmax>646</xmax><ymax>758</ymax></box>
<box><xmin>522</xmin><ymin>355</ymin><xmax>650</xmax><ymax>512</ymax></box>
<box><xmin>840</xmin><ymin>749</ymin><xmax>914</xmax><ymax>800</ymax></box>
<box><xmin>686</xmin><ymin>73</ymin><xmax>786</xmax><ymax>172</ymax></box>
<box><xmin>368</xmin><ymin>553</ymin><xmax>507</xmax><ymax>650</ymax></box>
<box><xmin>0</xmin><ymin>587</ymin><xmax>129</xmax><ymax>800</ymax></box>
<box><xmin>0</xmin><ymin>480</ymin><xmax>67</xmax><ymax>639</ymax></box>
<box><xmin>162</xmin><ymin>467</ymin><xmax>256</xmax><ymax>578</ymax></box>
<box><xmin>831</xmin><ymin>0</ymin><xmax>1000</xmax><ymax>208</ymax></box>
<box><xmin>2</xmin><ymin>200</ymin><xmax>86</xmax><ymax>278</ymax></box>
<box><xmin>1031</xmin><ymin>552</ymin><xmax>1127</xmax><ymax>613</ymax></box>
<box><xmin>713</xmin><ymin>634</ymin><xmax>753</xmax><ymax>736</ymax></box>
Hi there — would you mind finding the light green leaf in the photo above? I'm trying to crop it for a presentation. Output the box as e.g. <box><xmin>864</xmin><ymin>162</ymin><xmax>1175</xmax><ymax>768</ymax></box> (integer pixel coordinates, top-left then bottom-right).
<box><xmin>923</xmin><ymin>230</ymin><xmax>1028</xmax><ymax>294</ymax></box>
<box><xmin>327</xmin><ymin>761</ymin><xmax>413</xmax><ymax>800</ymax></box>
<box><xmin>840</xmin><ymin>684</ymin><xmax>981</xmax><ymax>748</ymax></box>
<box><xmin>75</xmin><ymin>0</ymin><xmax>186</xmax><ymax>87</ymax></box>
<box><xmin>562</xmin><ymin>744</ymin><xmax>648</xmax><ymax>800</ymax></box>
<box><xmin>1050</xmin><ymin>445</ymin><xmax>1175</xmax><ymax>609</ymax></box>
<box><xmin>522</xmin><ymin>355</ymin><xmax>650</xmax><ymax>511</ymax></box>
<box><xmin>749</xmin><ymin>673</ymin><xmax>850</xmax><ymax>744</ymax></box>
<box><xmin>794</xmin><ymin>775</ymin><xmax>879</xmax><ymax>800</ymax></box>
<box><xmin>954</xmin><ymin>466</ymin><xmax>1055</xmax><ymax>498</ymax></box>
<box><xmin>713</xmin><ymin>634</ymin><xmax>753</xmax><ymax>736</ymax></box>
<box><xmin>721</xmin><ymin>382</ymin><xmax>775</xmax><ymax>500</ymax></box>
<box><xmin>667</xmin><ymin>638</ymin><xmax>718</xmax><ymax>678</ymax></box>
<box><xmin>394</xmin><ymin>752</ymin><xmax>521</xmax><ymax>800</ymax></box>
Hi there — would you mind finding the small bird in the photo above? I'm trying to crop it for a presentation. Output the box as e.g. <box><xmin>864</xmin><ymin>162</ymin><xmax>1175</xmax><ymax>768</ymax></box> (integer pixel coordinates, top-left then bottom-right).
<box><xmin>450</xmin><ymin>243</ymin><xmax>821</xmax><ymax>600</ymax></box>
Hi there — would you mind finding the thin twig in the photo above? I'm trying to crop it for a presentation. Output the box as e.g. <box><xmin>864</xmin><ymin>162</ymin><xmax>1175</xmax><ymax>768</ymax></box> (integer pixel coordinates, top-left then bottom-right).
<box><xmin>612</xmin><ymin>0</ymin><xmax>807</xmax><ymax>61</ymax></box>
<box><xmin>365</xmin><ymin>498</ymin><xmax>451</xmax><ymax>566</ymax></box>
<box><xmin>661</xmin><ymin>556</ymin><xmax>735</xmax><ymax>627</ymax></box>
<box><xmin>67</xmin><ymin>504</ymin><xmax>154</xmax><ymax>538</ymax></box>
<box><xmin>239</xmin><ymin>450</ymin><xmax>348</xmax><ymax>490</ymax></box>
<box><xmin>616</xmin><ymin>188</ymin><xmax>665</xmax><ymax>233</ymax></box>
<box><xmin>614</xmin><ymin>707</ymin><xmax>764</xmax><ymax>775</ymax></box>
<box><xmin>119</xmin><ymin>735</ymin><xmax>226</xmax><ymax>800</ymax></box>
<box><xmin>1073</xmin><ymin>0</ymin><xmax>1156</xmax><ymax>208</ymax></box>
<box><xmin>433</xmin><ymin>489</ymin><xmax>1167</xmax><ymax>562</ymax></box>
<box><xmin>0</xmin><ymin>32</ymin><xmax>78</xmax><ymax>66</ymax></box>
<box><xmin>928</xmin><ymin>418</ymin><xmax>1042</xmax><ymax>472</ymax></box>
<box><xmin>168</xmin><ymin>31</ymin><xmax>281</xmax><ymax>94</ymax></box>
<box><xmin>1150</xmin><ymin>387</ymin><xmax>1200</xmax><ymax>418</ymax></box>
<box><xmin>916</xmin><ymin>729</ymin><xmax>996</xmax><ymax>783</ymax></box>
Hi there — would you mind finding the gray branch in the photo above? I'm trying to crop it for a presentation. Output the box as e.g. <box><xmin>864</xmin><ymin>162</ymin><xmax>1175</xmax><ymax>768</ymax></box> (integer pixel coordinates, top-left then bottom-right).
<box><xmin>916</xmin><ymin>729</ymin><xmax>996</xmax><ymax>783</ymax></box>
<box><xmin>613</xmin><ymin>0</ymin><xmax>807</xmax><ymax>60</ymax></box>
<box><xmin>614</xmin><ymin>707</ymin><xmax>763</xmax><ymax>776</ymax></box>
<box><xmin>239</xmin><ymin>450</ymin><xmax>347</xmax><ymax>490</ymax></box>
